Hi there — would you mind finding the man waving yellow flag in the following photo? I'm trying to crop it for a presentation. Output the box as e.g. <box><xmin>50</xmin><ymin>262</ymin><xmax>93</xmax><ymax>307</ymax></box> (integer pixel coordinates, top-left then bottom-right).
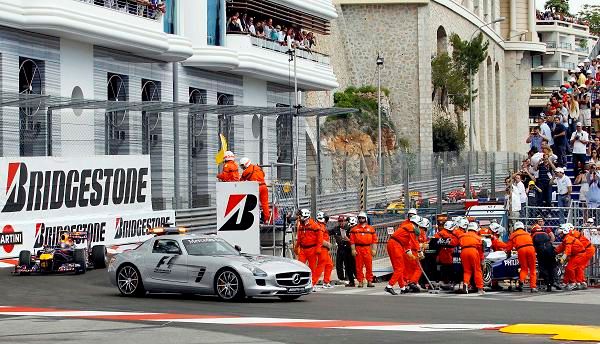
<box><xmin>215</xmin><ymin>134</ymin><xmax>228</xmax><ymax>165</ymax></box>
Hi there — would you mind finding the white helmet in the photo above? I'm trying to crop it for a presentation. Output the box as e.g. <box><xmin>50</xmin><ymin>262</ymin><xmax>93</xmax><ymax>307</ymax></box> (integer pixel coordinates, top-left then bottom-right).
<box><xmin>489</xmin><ymin>222</ymin><xmax>501</xmax><ymax>233</ymax></box>
<box><xmin>467</xmin><ymin>222</ymin><xmax>479</xmax><ymax>232</ymax></box>
<box><xmin>239</xmin><ymin>157</ymin><xmax>251</xmax><ymax>168</ymax></box>
<box><xmin>407</xmin><ymin>208</ymin><xmax>417</xmax><ymax>216</ymax></box>
<box><xmin>410</xmin><ymin>215</ymin><xmax>422</xmax><ymax>225</ymax></box>
<box><xmin>418</xmin><ymin>217</ymin><xmax>431</xmax><ymax>229</ymax></box>
<box><xmin>316</xmin><ymin>211</ymin><xmax>325</xmax><ymax>222</ymax></box>
<box><xmin>457</xmin><ymin>218</ymin><xmax>469</xmax><ymax>229</ymax></box>
<box><xmin>444</xmin><ymin>221</ymin><xmax>455</xmax><ymax>231</ymax></box>
<box><xmin>513</xmin><ymin>221</ymin><xmax>525</xmax><ymax>230</ymax></box>
<box><xmin>348</xmin><ymin>216</ymin><xmax>358</xmax><ymax>226</ymax></box>
<box><xmin>358</xmin><ymin>211</ymin><xmax>367</xmax><ymax>219</ymax></box>
<box><xmin>559</xmin><ymin>223</ymin><xmax>571</xmax><ymax>235</ymax></box>
<box><xmin>300</xmin><ymin>208</ymin><xmax>311</xmax><ymax>221</ymax></box>
<box><xmin>224</xmin><ymin>151</ymin><xmax>235</xmax><ymax>161</ymax></box>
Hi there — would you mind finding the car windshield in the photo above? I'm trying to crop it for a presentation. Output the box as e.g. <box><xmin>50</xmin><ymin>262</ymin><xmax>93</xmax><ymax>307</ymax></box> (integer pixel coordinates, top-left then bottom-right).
<box><xmin>182</xmin><ymin>238</ymin><xmax>240</xmax><ymax>256</ymax></box>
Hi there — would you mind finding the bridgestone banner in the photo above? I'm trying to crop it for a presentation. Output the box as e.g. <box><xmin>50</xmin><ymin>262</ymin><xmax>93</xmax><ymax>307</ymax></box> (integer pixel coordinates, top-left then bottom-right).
<box><xmin>0</xmin><ymin>156</ymin><xmax>175</xmax><ymax>259</ymax></box>
<box><xmin>216</xmin><ymin>182</ymin><xmax>260</xmax><ymax>254</ymax></box>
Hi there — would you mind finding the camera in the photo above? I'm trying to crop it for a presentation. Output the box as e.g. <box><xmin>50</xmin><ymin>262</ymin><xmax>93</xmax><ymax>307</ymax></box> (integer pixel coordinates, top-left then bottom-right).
<box><xmin>575</xmin><ymin>135</ymin><xmax>580</xmax><ymax>140</ymax></box>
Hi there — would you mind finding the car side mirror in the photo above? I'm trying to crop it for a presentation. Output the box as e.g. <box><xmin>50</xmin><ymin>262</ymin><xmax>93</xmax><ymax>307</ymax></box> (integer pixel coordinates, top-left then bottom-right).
<box><xmin>234</xmin><ymin>245</ymin><xmax>242</xmax><ymax>252</ymax></box>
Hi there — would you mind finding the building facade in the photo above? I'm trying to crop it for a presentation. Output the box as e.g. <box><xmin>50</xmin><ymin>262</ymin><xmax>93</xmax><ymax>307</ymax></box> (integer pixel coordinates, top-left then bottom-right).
<box><xmin>0</xmin><ymin>0</ymin><xmax>339</xmax><ymax>209</ymax></box>
<box><xmin>308</xmin><ymin>0</ymin><xmax>545</xmax><ymax>154</ymax></box>
<box><xmin>529</xmin><ymin>18</ymin><xmax>598</xmax><ymax>116</ymax></box>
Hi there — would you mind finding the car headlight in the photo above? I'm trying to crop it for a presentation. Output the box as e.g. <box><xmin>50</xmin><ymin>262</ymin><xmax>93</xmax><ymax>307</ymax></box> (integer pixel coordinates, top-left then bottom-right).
<box><xmin>243</xmin><ymin>264</ymin><xmax>267</xmax><ymax>277</ymax></box>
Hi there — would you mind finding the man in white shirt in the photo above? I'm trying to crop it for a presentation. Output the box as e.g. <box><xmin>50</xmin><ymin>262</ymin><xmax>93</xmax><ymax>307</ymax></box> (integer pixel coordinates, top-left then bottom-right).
<box><xmin>514</xmin><ymin>174</ymin><xmax>527</xmax><ymax>216</ymax></box>
<box><xmin>540</xmin><ymin>114</ymin><xmax>554</xmax><ymax>147</ymax></box>
<box><xmin>263</xmin><ymin>18</ymin><xmax>273</xmax><ymax>41</ymax></box>
<box><xmin>554</xmin><ymin>167</ymin><xmax>572</xmax><ymax>224</ymax></box>
<box><xmin>570</xmin><ymin>122</ymin><xmax>589</xmax><ymax>176</ymax></box>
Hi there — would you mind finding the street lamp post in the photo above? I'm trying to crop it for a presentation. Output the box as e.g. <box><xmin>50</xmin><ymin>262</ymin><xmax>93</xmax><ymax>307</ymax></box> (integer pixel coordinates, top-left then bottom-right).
<box><xmin>468</xmin><ymin>17</ymin><xmax>505</xmax><ymax>152</ymax></box>
<box><xmin>376</xmin><ymin>54</ymin><xmax>384</xmax><ymax>185</ymax></box>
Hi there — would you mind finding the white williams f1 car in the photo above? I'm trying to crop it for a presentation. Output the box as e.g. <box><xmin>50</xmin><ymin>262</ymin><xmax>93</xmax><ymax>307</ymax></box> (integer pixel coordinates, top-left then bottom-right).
<box><xmin>108</xmin><ymin>230</ymin><xmax>312</xmax><ymax>301</ymax></box>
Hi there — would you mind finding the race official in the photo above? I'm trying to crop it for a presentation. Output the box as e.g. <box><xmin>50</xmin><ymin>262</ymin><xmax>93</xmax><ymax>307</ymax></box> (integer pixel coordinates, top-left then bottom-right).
<box><xmin>505</xmin><ymin>221</ymin><xmax>538</xmax><ymax>292</ymax></box>
<box><xmin>239</xmin><ymin>158</ymin><xmax>270</xmax><ymax>223</ymax></box>
<box><xmin>349</xmin><ymin>212</ymin><xmax>377</xmax><ymax>288</ymax></box>
<box><xmin>556</xmin><ymin>223</ymin><xmax>586</xmax><ymax>290</ymax></box>
<box><xmin>459</xmin><ymin>222</ymin><xmax>485</xmax><ymax>295</ymax></box>
<box><xmin>295</xmin><ymin>209</ymin><xmax>322</xmax><ymax>291</ymax></box>
<box><xmin>434</xmin><ymin>220</ymin><xmax>458</xmax><ymax>285</ymax></box>
<box><xmin>531</xmin><ymin>225</ymin><xmax>559</xmax><ymax>292</ymax></box>
<box><xmin>216</xmin><ymin>151</ymin><xmax>240</xmax><ymax>182</ymax></box>
<box><xmin>489</xmin><ymin>223</ymin><xmax>507</xmax><ymax>251</ymax></box>
<box><xmin>571</xmin><ymin>226</ymin><xmax>595</xmax><ymax>289</ymax></box>
<box><xmin>332</xmin><ymin>216</ymin><xmax>355</xmax><ymax>286</ymax></box>
<box><xmin>314</xmin><ymin>211</ymin><xmax>334</xmax><ymax>289</ymax></box>
<box><xmin>385</xmin><ymin>215</ymin><xmax>420</xmax><ymax>295</ymax></box>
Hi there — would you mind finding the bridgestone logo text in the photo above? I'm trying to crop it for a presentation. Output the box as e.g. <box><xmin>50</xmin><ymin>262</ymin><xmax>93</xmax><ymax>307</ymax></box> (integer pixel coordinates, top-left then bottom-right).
<box><xmin>114</xmin><ymin>216</ymin><xmax>172</xmax><ymax>239</ymax></box>
<box><xmin>2</xmin><ymin>163</ymin><xmax>149</xmax><ymax>213</ymax></box>
<box><xmin>35</xmin><ymin>222</ymin><xmax>107</xmax><ymax>248</ymax></box>
<box><xmin>0</xmin><ymin>232</ymin><xmax>23</xmax><ymax>245</ymax></box>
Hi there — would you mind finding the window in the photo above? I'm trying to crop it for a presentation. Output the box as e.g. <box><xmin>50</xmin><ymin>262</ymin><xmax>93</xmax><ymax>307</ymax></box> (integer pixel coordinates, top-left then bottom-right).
<box><xmin>276</xmin><ymin>104</ymin><xmax>293</xmax><ymax>180</ymax></box>
<box><xmin>217</xmin><ymin>92</ymin><xmax>234</xmax><ymax>152</ymax></box>
<box><xmin>141</xmin><ymin>79</ymin><xmax>161</xmax><ymax>155</ymax></box>
<box><xmin>182</xmin><ymin>238</ymin><xmax>239</xmax><ymax>256</ymax></box>
<box><xmin>207</xmin><ymin>0</ymin><xmax>223</xmax><ymax>45</ymax></box>
<box><xmin>106</xmin><ymin>73</ymin><xmax>129</xmax><ymax>155</ymax></box>
<box><xmin>18</xmin><ymin>57</ymin><xmax>45</xmax><ymax>157</ymax></box>
<box><xmin>163</xmin><ymin>0</ymin><xmax>176</xmax><ymax>34</ymax></box>
<box><xmin>152</xmin><ymin>239</ymin><xmax>182</xmax><ymax>254</ymax></box>
<box><xmin>189</xmin><ymin>88</ymin><xmax>208</xmax><ymax>207</ymax></box>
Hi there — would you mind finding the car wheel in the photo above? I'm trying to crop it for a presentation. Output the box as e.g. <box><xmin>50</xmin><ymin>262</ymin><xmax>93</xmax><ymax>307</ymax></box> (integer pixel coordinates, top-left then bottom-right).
<box><xmin>117</xmin><ymin>264</ymin><xmax>146</xmax><ymax>297</ymax></box>
<box><xmin>482</xmin><ymin>260</ymin><xmax>493</xmax><ymax>287</ymax></box>
<box><xmin>74</xmin><ymin>249</ymin><xmax>86</xmax><ymax>275</ymax></box>
<box><xmin>91</xmin><ymin>245</ymin><xmax>107</xmax><ymax>269</ymax></box>
<box><xmin>215</xmin><ymin>269</ymin><xmax>244</xmax><ymax>301</ymax></box>
<box><xmin>278</xmin><ymin>295</ymin><xmax>302</xmax><ymax>301</ymax></box>
<box><xmin>18</xmin><ymin>250</ymin><xmax>31</xmax><ymax>275</ymax></box>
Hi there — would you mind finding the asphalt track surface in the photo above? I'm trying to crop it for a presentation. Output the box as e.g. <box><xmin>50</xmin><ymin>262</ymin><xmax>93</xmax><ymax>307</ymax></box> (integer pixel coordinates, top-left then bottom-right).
<box><xmin>0</xmin><ymin>270</ymin><xmax>598</xmax><ymax>343</ymax></box>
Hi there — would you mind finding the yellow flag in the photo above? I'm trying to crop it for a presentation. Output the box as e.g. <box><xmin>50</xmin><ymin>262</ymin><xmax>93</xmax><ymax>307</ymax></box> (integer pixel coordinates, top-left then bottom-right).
<box><xmin>214</xmin><ymin>134</ymin><xmax>228</xmax><ymax>165</ymax></box>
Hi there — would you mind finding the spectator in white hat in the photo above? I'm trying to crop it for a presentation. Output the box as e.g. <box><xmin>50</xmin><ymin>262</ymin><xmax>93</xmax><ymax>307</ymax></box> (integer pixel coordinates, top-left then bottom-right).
<box><xmin>553</xmin><ymin>167</ymin><xmax>572</xmax><ymax>223</ymax></box>
<box><xmin>571</xmin><ymin>122</ymin><xmax>589</xmax><ymax>176</ymax></box>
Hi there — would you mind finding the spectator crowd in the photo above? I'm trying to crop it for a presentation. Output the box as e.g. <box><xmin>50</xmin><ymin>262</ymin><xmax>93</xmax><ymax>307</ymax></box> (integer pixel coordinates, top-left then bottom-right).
<box><xmin>536</xmin><ymin>10</ymin><xmax>591</xmax><ymax>27</ymax></box>
<box><xmin>513</xmin><ymin>57</ymin><xmax>600</xmax><ymax>219</ymax></box>
<box><xmin>227</xmin><ymin>12</ymin><xmax>317</xmax><ymax>51</ymax></box>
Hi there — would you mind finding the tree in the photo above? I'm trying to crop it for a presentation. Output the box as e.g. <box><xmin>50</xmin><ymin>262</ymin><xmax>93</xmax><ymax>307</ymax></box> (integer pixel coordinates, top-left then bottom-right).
<box><xmin>450</xmin><ymin>33</ymin><xmax>489</xmax><ymax>78</ymax></box>
<box><xmin>578</xmin><ymin>5</ymin><xmax>600</xmax><ymax>36</ymax></box>
<box><xmin>544</xmin><ymin>0</ymin><xmax>570</xmax><ymax>14</ymax></box>
<box><xmin>432</xmin><ymin>116</ymin><xmax>466</xmax><ymax>152</ymax></box>
<box><xmin>431</xmin><ymin>53</ymin><xmax>469</xmax><ymax>111</ymax></box>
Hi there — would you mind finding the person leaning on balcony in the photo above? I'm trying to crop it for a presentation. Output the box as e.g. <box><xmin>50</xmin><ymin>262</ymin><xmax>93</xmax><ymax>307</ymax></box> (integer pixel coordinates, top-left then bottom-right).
<box><xmin>248</xmin><ymin>17</ymin><xmax>256</xmax><ymax>35</ymax></box>
<box><xmin>227</xmin><ymin>13</ymin><xmax>243</xmax><ymax>32</ymax></box>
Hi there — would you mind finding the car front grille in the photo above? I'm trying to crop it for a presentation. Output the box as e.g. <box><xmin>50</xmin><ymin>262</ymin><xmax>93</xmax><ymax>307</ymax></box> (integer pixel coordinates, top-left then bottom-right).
<box><xmin>275</xmin><ymin>271</ymin><xmax>311</xmax><ymax>287</ymax></box>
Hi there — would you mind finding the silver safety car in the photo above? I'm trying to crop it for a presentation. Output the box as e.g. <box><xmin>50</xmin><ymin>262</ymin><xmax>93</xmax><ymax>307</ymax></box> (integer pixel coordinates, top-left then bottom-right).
<box><xmin>108</xmin><ymin>229</ymin><xmax>312</xmax><ymax>301</ymax></box>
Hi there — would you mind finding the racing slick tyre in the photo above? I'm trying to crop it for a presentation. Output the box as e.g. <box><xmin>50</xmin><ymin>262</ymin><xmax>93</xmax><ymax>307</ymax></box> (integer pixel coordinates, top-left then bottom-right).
<box><xmin>482</xmin><ymin>260</ymin><xmax>493</xmax><ymax>287</ymax></box>
<box><xmin>91</xmin><ymin>245</ymin><xmax>107</xmax><ymax>269</ymax></box>
<box><xmin>278</xmin><ymin>295</ymin><xmax>302</xmax><ymax>301</ymax></box>
<box><xmin>214</xmin><ymin>269</ymin><xmax>245</xmax><ymax>301</ymax></box>
<box><xmin>117</xmin><ymin>264</ymin><xmax>146</xmax><ymax>297</ymax></box>
<box><xmin>74</xmin><ymin>249</ymin><xmax>86</xmax><ymax>275</ymax></box>
<box><xmin>18</xmin><ymin>250</ymin><xmax>31</xmax><ymax>275</ymax></box>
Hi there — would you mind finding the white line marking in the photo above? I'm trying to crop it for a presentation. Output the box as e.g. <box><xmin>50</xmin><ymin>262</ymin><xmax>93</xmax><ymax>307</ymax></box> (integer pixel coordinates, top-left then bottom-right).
<box><xmin>147</xmin><ymin>317</ymin><xmax>334</xmax><ymax>324</ymax></box>
<box><xmin>331</xmin><ymin>324</ymin><xmax>507</xmax><ymax>332</ymax></box>
<box><xmin>0</xmin><ymin>311</ymin><xmax>159</xmax><ymax>317</ymax></box>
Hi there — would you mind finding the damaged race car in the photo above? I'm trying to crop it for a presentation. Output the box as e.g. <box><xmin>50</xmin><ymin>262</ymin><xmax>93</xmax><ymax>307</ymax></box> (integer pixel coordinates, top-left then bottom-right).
<box><xmin>14</xmin><ymin>231</ymin><xmax>106</xmax><ymax>275</ymax></box>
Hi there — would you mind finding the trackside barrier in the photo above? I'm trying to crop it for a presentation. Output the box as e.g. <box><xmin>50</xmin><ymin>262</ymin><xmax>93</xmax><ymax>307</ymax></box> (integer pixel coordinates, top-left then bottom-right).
<box><xmin>175</xmin><ymin>207</ymin><xmax>217</xmax><ymax>233</ymax></box>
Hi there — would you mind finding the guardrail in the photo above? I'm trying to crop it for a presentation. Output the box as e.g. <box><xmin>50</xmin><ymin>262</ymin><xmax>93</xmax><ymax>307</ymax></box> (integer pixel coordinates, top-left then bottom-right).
<box><xmin>175</xmin><ymin>207</ymin><xmax>217</xmax><ymax>233</ymax></box>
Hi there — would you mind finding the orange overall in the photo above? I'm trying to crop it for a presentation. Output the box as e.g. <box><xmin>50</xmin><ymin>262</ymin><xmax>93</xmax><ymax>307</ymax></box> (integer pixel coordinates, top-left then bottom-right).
<box><xmin>572</xmin><ymin>230</ymin><xmax>596</xmax><ymax>283</ymax></box>
<box><xmin>491</xmin><ymin>235</ymin><xmax>507</xmax><ymax>251</ymax></box>
<box><xmin>217</xmin><ymin>160</ymin><xmax>240</xmax><ymax>182</ymax></box>
<box><xmin>392</xmin><ymin>221</ymin><xmax>420</xmax><ymax>285</ymax></box>
<box><xmin>459</xmin><ymin>231</ymin><xmax>484</xmax><ymax>289</ymax></box>
<box><xmin>388</xmin><ymin>223</ymin><xmax>418</xmax><ymax>288</ymax></box>
<box><xmin>349</xmin><ymin>223</ymin><xmax>378</xmax><ymax>283</ymax></box>
<box><xmin>556</xmin><ymin>233</ymin><xmax>587</xmax><ymax>284</ymax></box>
<box><xmin>314</xmin><ymin>222</ymin><xmax>333</xmax><ymax>285</ymax></box>
<box><xmin>505</xmin><ymin>229</ymin><xmax>537</xmax><ymax>287</ymax></box>
<box><xmin>434</xmin><ymin>229</ymin><xmax>457</xmax><ymax>265</ymax></box>
<box><xmin>409</xmin><ymin>228</ymin><xmax>428</xmax><ymax>283</ymax></box>
<box><xmin>296</xmin><ymin>219</ymin><xmax>322</xmax><ymax>282</ymax></box>
<box><xmin>241</xmin><ymin>164</ymin><xmax>270</xmax><ymax>222</ymax></box>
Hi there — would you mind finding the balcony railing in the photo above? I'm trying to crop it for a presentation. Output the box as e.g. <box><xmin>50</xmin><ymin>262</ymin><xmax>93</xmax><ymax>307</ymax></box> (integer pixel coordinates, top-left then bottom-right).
<box><xmin>532</xmin><ymin>62</ymin><xmax>575</xmax><ymax>69</ymax></box>
<box><xmin>532</xmin><ymin>79</ymin><xmax>561</xmax><ymax>89</ymax></box>
<box><xmin>544</xmin><ymin>42</ymin><xmax>572</xmax><ymax>50</ymax></box>
<box><xmin>246</xmin><ymin>34</ymin><xmax>330</xmax><ymax>65</ymax></box>
<box><xmin>574</xmin><ymin>46</ymin><xmax>588</xmax><ymax>53</ymax></box>
<box><xmin>78</xmin><ymin>0</ymin><xmax>163</xmax><ymax>20</ymax></box>
<box><xmin>536</xmin><ymin>19</ymin><xmax>590</xmax><ymax>33</ymax></box>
